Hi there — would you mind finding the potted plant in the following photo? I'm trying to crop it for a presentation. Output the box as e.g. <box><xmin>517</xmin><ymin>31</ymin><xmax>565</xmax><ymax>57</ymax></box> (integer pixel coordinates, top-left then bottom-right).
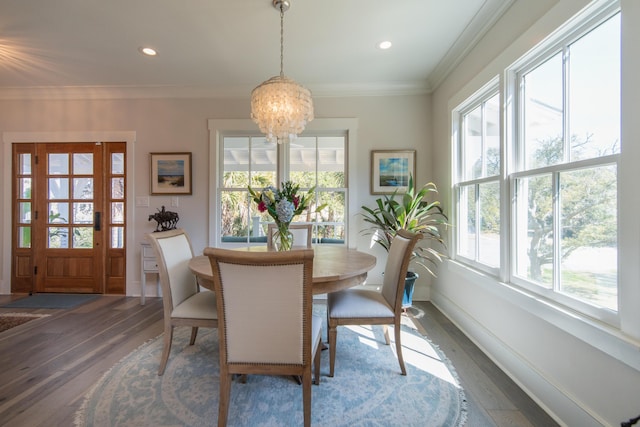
<box><xmin>361</xmin><ymin>174</ymin><xmax>448</xmax><ymax>308</ymax></box>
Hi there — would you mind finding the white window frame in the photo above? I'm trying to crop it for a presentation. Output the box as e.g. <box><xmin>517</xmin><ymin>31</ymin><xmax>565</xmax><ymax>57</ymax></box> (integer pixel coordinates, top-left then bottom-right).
<box><xmin>452</xmin><ymin>77</ymin><xmax>502</xmax><ymax>278</ymax></box>
<box><xmin>452</xmin><ymin>1</ymin><xmax>621</xmax><ymax>327</ymax></box>
<box><xmin>207</xmin><ymin>118</ymin><xmax>359</xmax><ymax>248</ymax></box>
<box><xmin>507</xmin><ymin>5</ymin><xmax>620</xmax><ymax>325</ymax></box>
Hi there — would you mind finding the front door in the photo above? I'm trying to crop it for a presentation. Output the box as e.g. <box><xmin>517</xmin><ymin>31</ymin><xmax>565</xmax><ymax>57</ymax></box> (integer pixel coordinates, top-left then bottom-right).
<box><xmin>11</xmin><ymin>142</ymin><xmax>126</xmax><ymax>294</ymax></box>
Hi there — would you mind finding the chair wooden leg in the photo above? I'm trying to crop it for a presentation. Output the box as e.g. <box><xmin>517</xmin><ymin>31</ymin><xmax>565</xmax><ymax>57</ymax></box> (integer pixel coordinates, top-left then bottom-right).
<box><xmin>218</xmin><ymin>372</ymin><xmax>232</xmax><ymax>427</ymax></box>
<box><xmin>383</xmin><ymin>324</ymin><xmax>391</xmax><ymax>345</ymax></box>
<box><xmin>158</xmin><ymin>326</ymin><xmax>174</xmax><ymax>376</ymax></box>
<box><xmin>314</xmin><ymin>339</ymin><xmax>322</xmax><ymax>385</ymax></box>
<box><xmin>328</xmin><ymin>323</ymin><xmax>337</xmax><ymax>377</ymax></box>
<box><xmin>303</xmin><ymin>371</ymin><xmax>312</xmax><ymax>427</ymax></box>
<box><xmin>394</xmin><ymin>323</ymin><xmax>407</xmax><ymax>375</ymax></box>
<box><xmin>189</xmin><ymin>326</ymin><xmax>198</xmax><ymax>345</ymax></box>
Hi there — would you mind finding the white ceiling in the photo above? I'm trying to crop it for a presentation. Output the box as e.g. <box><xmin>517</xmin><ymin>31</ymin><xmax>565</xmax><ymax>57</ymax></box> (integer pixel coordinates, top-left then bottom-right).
<box><xmin>0</xmin><ymin>0</ymin><xmax>514</xmax><ymax>100</ymax></box>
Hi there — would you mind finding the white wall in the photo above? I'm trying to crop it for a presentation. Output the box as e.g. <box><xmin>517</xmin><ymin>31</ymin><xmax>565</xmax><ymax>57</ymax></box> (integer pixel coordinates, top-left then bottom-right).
<box><xmin>0</xmin><ymin>95</ymin><xmax>435</xmax><ymax>299</ymax></box>
<box><xmin>431</xmin><ymin>0</ymin><xmax>640</xmax><ymax>425</ymax></box>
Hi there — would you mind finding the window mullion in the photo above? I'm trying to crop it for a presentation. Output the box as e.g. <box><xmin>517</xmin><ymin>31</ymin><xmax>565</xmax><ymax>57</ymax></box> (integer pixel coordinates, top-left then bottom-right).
<box><xmin>278</xmin><ymin>143</ymin><xmax>287</xmax><ymax>183</ymax></box>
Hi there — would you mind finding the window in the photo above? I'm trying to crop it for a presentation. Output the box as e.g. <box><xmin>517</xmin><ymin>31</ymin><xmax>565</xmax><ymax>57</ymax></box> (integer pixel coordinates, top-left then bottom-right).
<box><xmin>453</xmin><ymin>6</ymin><xmax>620</xmax><ymax>323</ymax></box>
<box><xmin>512</xmin><ymin>11</ymin><xmax>620</xmax><ymax>316</ymax></box>
<box><xmin>455</xmin><ymin>89</ymin><xmax>501</xmax><ymax>271</ymax></box>
<box><xmin>218</xmin><ymin>134</ymin><xmax>347</xmax><ymax>245</ymax></box>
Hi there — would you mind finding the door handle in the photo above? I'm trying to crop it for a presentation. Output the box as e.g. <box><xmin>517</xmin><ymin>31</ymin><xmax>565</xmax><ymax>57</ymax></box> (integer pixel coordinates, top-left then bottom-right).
<box><xmin>95</xmin><ymin>212</ymin><xmax>101</xmax><ymax>231</ymax></box>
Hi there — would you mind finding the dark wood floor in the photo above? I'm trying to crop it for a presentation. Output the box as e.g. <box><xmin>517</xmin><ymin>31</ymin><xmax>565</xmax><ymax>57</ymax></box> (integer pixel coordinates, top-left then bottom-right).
<box><xmin>0</xmin><ymin>295</ymin><xmax>557</xmax><ymax>427</ymax></box>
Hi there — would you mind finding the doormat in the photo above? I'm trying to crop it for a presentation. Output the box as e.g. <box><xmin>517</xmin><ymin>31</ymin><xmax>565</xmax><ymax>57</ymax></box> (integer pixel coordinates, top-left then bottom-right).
<box><xmin>0</xmin><ymin>313</ymin><xmax>50</xmax><ymax>333</ymax></box>
<box><xmin>1</xmin><ymin>294</ymin><xmax>100</xmax><ymax>309</ymax></box>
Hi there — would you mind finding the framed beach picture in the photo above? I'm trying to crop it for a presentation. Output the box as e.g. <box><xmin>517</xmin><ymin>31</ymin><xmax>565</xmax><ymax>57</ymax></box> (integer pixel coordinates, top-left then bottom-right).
<box><xmin>371</xmin><ymin>150</ymin><xmax>416</xmax><ymax>195</ymax></box>
<box><xmin>150</xmin><ymin>152</ymin><xmax>192</xmax><ymax>195</ymax></box>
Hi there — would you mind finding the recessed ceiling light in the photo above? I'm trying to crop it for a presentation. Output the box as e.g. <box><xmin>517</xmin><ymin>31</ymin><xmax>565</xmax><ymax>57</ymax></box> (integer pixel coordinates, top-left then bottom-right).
<box><xmin>377</xmin><ymin>41</ymin><xmax>392</xmax><ymax>50</ymax></box>
<box><xmin>139</xmin><ymin>47</ymin><xmax>157</xmax><ymax>56</ymax></box>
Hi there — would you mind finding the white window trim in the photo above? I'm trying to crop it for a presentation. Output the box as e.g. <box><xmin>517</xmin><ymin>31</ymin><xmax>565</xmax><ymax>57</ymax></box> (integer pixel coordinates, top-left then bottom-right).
<box><xmin>506</xmin><ymin>7</ymin><xmax>621</xmax><ymax>326</ymax></box>
<box><xmin>207</xmin><ymin>118</ymin><xmax>359</xmax><ymax>248</ymax></box>
<box><xmin>452</xmin><ymin>76</ymin><xmax>503</xmax><ymax>278</ymax></box>
<box><xmin>446</xmin><ymin>0</ymin><xmax>640</xmax><ymax>375</ymax></box>
<box><xmin>451</xmin><ymin>1</ymin><xmax>624</xmax><ymax>327</ymax></box>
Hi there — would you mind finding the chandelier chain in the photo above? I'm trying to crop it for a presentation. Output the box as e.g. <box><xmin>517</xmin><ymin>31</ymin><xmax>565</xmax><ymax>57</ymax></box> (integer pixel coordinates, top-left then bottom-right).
<box><xmin>280</xmin><ymin>5</ymin><xmax>284</xmax><ymax>77</ymax></box>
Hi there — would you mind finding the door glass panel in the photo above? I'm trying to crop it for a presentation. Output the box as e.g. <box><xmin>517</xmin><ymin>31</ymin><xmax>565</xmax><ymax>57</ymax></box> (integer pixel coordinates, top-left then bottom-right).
<box><xmin>49</xmin><ymin>202</ymin><xmax>69</xmax><ymax>224</ymax></box>
<box><xmin>112</xmin><ymin>153</ymin><xmax>124</xmax><ymax>174</ymax></box>
<box><xmin>111</xmin><ymin>226</ymin><xmax>124</xmax><ymax>248</ymax></box>
<box><xmin>111</xmin><ymin>202</ymin><xmax>124</xmax><ymax>224</ymax></box>
<box><xmin>48</xmin><ymin>154</ymin><xmax>69</xmax><ymax>174</ymax></box>
<box><xmin>19</xmin><ymin>178</ymin><xmax>31</xmax><ymax>198</ymax></box>
<box><xmin>49</xmin><ymin>178</ymin><xmax>69</xmax><ymax>199</ymax></box>
<box><xmin>18</xmin><ymin>227</ymin><xmax>31</xmax><ymax>248</ymax></box>
<box><xmin>111</xmin><ymin>177</ymin><xmax>124</xmax><ymax>199</ymax></box>
<box><xmin>73</xmin><ymin>178</ymin><xmax>93</xmax><ymax>199</ymax></box>
<box><xmin>20</xmin><ymin>153</ymin><xmax>31</xmax><ymax>174</ymax></box>
<box><xmin>19</xmin><ymin>202</ymin><xmax>31</xmax><ymax>223</ymax></box>
<box><xmin>48</xmin><ymin>227</ymin><xmax>69</xmax><ymax>248</ymax></box>
<box><xmin>73</xmin><ymin>202</ymin><xmax>94</xmax><ymax>223</ymax></box>
<box><xmin>72</xmin><ymin>227</ymin><xmax>93</xmax><ymax>248</ymax></box>
<box><xmin>73</xmin><ymin>153</ymin><xmax>93</xmax><ymax>174</ymax></box>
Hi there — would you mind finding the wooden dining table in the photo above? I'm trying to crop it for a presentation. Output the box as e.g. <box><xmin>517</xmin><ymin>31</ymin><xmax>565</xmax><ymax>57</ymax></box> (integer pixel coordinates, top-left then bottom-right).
<box><xmin>188</xmin><ymin>245</ymin><xmax>377</xmax><ymax>295</ymax></box>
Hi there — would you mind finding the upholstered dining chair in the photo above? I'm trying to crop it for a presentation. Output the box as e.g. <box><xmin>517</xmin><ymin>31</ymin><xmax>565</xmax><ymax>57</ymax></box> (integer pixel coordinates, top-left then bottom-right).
<box><xmin>204</xmin><ymin>247</ymin><xmax>322</xmax><ymax>427</ymax></box>
<box><xmin>267</xmin><ymin>223</ymin><xmax>313</xmax><ymax>249</ymax></box>
<box><xmin>146</xmin><ymin>228</ymin><xmax>217</xmax><ymax>376</ymax></box>
<box><xmin>327</xmin><ymin>229</ymin><xmax>422</xmax><ymax>376</ymax></box>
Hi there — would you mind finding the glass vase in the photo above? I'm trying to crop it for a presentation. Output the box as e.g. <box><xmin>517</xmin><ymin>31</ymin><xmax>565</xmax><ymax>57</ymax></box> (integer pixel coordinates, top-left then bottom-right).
<box><xmin>273</xmin><ymin>225</ymin><xmax>294</xmax><ymax>251</ymax></box>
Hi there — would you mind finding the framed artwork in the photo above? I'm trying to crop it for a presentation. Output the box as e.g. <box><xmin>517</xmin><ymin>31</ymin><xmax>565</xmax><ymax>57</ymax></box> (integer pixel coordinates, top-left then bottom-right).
<box><xmin>370</xmin><ymin>150</ymin><xmax>416</xmax><ymax>195</ymax></box>
<box><xmin>150</xmin><ymin>152</ymin><xmax>192</xmax><ymax>195</ymax></box>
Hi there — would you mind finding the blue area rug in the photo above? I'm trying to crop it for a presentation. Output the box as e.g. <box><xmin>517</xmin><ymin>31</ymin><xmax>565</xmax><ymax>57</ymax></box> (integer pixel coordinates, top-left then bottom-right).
<box><xmin>1</xmin><ymin>293</ymin><xmax>100</xmax><ymax>309</ymax></box>
<box><xmin>75</xmin><ymin>306</ymin><xmax>467</xmax><ymax>427</ymax></box>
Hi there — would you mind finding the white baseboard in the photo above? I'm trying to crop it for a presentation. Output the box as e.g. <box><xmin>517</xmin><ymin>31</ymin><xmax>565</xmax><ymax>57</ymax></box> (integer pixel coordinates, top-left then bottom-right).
<box><xmin>431</xmin><ymin>290</ymin><xmax>603</xmax><ymax>427</ymax></box>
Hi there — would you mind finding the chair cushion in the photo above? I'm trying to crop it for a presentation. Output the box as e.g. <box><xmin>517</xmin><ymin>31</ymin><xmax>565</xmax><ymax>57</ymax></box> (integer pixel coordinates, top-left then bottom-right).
<box><xmin>328</xmin><ymin>288</ymin><xmax>394</xmax><ymax>319</ymax></box>
<box><xmin>172</xmin><ymin>290</ymin><xmax>217</xmax><ymax>320</ymax></box>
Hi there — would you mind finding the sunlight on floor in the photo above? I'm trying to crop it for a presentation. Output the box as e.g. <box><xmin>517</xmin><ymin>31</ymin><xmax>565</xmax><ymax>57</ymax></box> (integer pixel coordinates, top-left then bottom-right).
<box><xmin>346</xmin><ymin>325</ymin><xmax>380</xmax><ymax>350</ymax></box>
<box><xmin>398</xmin><ymin>328</ymin><xmax>461</xmax><ymax>388</ymax></box>
<box><xmin>345</xmin><ymin>322</ymin><xmax>461</xmax><ymax>388</ymax></box>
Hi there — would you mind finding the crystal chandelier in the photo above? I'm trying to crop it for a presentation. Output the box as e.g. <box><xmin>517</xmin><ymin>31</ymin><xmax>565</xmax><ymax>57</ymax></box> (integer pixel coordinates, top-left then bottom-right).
<box><xmin>251</xmin><ymin>0</ymin><xmax>314</xmax><ymax>144</ymax></box>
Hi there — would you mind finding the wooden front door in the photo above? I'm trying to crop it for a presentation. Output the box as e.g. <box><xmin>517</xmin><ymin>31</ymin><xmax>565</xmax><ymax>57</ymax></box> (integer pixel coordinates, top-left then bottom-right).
<box><xmin>11</xmin><ymin>142</ymin><xmax>126</xmax><ymax>294</ymax></box>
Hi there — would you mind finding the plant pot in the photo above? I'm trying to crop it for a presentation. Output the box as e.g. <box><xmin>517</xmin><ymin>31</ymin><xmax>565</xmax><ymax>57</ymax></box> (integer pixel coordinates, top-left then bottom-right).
<box><xmin>402</xmin><ymin>271</ymin><xmax>419</xmax><ymax>309</ymax></box>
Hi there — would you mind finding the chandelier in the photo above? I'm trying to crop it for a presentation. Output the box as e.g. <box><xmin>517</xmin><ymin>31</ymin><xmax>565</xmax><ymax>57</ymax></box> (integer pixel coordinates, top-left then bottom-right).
<box><xmin>251</xmin><ymin>0</ymin><xmax>314</xmax><ymax>144</ymax></box>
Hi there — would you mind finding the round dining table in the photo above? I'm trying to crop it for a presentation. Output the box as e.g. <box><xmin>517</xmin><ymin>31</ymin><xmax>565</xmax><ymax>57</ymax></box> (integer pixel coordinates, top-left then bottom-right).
<box><xmin>188</xmin><ymin>245</ymin><xmax>377</xmax><ymax>295</ymax></box>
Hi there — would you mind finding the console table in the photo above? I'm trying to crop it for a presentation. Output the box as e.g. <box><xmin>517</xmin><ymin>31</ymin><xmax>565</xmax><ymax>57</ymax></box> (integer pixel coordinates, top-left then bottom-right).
<box><xmin>140</xmin><ymin>241</ymin><xmax>159</xmax><ymax>305</ymax></box>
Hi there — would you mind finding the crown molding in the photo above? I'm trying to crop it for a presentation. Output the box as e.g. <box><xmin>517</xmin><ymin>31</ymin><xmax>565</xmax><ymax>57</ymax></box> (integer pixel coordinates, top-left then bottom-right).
<box><xmin>427</xmin><ymin>0</ymin><xmax>516</xmax><ymax>91</ymax></box>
